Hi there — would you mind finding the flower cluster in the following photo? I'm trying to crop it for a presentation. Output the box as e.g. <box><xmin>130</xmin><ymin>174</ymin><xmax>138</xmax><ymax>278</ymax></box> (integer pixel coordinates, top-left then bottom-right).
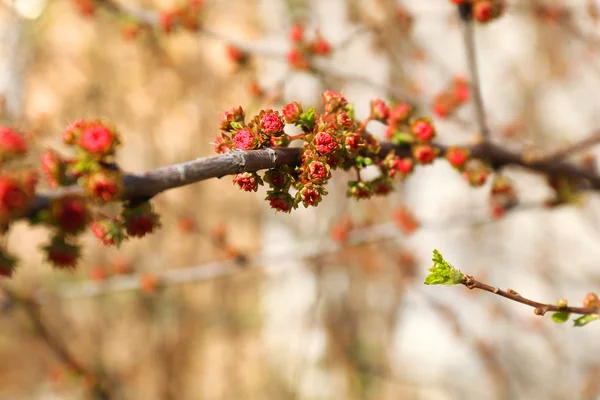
<box><xmin>432</xmin><ymin>77</ymin><xmax>470</xmax><ymax>118</ymax></box>
<box><xmin>0</xmin><ymin>127</ymin><xmax>37</xmax><ymax>277</ymax></box>
<box><xmin>215</xmin><ymin>92</ymin><xmax>501</xmax><ymax>213</ymax></box>
<box><xmin>450</xmin><ymin>0</ymin><xmax>507</xmax><ymax>23</ymax></box>
<box><xmin>286</xmin><ymin>24</ymin><xmax>332</xmax><ymax>70</ymax></box>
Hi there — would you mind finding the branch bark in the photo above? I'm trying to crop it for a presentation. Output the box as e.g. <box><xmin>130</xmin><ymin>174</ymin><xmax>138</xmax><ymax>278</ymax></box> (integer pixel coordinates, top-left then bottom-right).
<box><xmin>27</xmin><ymin>140</ymin><xmax>600</xmax><ymax>218</ymax></box>
<box><xmin>462</xmin><ymin>275</ymin><xmax>599</xmax><ymax>316</ymax></box>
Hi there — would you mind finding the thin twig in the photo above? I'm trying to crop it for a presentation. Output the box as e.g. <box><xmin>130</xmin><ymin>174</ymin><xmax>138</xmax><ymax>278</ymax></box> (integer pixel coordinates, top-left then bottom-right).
<box><xmin>459</xmin><ymin>4</ymin><xmax>491</xmax><ymax>141</ymax></box>
<box><xmin>0</xmin><ymin>285</ymin><xmax>111</xmax><ymax>399</ymax></box>
<box><xmin>541</xmin><ymin>130</ymin><xmax>600</xmax><ymax>162</ymax></box>
<box><xmin>462</xmin><ymin>275</ymin><xmax>599</xmax><ymax>316</ymax></box>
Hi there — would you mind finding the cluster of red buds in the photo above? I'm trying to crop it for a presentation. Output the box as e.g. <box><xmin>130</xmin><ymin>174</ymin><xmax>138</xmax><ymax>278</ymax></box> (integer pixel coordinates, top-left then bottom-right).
<box><xmin>12</xmin><ymin>120</ymin><xmax>161</xmax><ymax>274</ymax></box>
<box><xmin>287</xmin><ymin>23</ymin><xmax>332</xmax><ymax>70</ymax></box>
<box><xmin>215</xmin><ymin>91</ymin><xmax>487</xmax><ymax>213</ymax></box>
<box><xmin>158</xmin><ymin>1</ymin><xmax>204</xmax><ymax>34</ymax></box>
<box><xmin>0</xmin><ymin>127</ymin><xmax>37</xmax><ymax>277</ymax></box>
<box><xmin>450</xmin><ymin>0</ymin><xmax>507</xmax><ymax>23</ymax></box>
<box><xmin>432</xmin><ymin>77</ymin><xmax>470</xmax><ymax>118</ymax></box>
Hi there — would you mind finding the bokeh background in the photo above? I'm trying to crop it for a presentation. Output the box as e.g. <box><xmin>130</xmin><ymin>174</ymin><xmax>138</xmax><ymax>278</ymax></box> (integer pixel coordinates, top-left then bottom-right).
<box><xmin>1</xmin><ymin>0</ymin><xmax>600</xmax><ymax>399</ymax></box>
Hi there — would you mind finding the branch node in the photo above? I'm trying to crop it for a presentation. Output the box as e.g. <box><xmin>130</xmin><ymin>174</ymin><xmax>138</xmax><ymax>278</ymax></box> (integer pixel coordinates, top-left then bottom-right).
<box><xmin>464</xmin><ymin>274</ymin><xmax>476</xmax><ymax>289</ymax></box>
<box><xmin>458</xmin><ymin>3</ymin><xmax>473</xmax><ymax>22</ymax></box>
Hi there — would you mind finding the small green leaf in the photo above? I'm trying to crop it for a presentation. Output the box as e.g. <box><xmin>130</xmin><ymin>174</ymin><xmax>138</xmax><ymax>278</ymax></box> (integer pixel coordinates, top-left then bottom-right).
<box><xmin>573</xmin><ymin>314</ymin><xmax>599</xmax><ymax>327</ymax></box>
<box><xmin>230</xmin><ymin>121</ymin><xmax>243</xmax><ymax>130</ymax></box>
<box><xmin>551</xmin><ymin>311</ymin><xmax>570</xmax><ymax>323</ymax></box>
<box><xmin>391</xmin><ymin>131</ymin><xmax>414</xmax><ymax>145</ymax></box>
<box><xmin>363</xmin><ymin>157</ymin><xmax>373</xmax><ymax>166</ymax></box>
<box><xmin>424</xmin><ymin>249</ymin><xmax>464</xmax><ymax>286</ymax></box>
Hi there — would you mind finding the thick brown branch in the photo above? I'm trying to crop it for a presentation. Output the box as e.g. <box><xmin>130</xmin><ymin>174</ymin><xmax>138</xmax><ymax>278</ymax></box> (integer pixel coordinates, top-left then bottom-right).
<box><xmin>462</xmin><ymin>275</ymin><xmax>599</xmax><ymax>316</ymax></box>
<box><xmin>26</xmin><ymin>140</ymin><xmax>600</xmax><ymax>218</ymax></box>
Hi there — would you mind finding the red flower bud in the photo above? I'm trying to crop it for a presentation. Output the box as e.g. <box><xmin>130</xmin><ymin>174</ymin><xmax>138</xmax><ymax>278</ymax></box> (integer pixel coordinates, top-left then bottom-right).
<box><xmin>84</xmin><ymin>170</ymin><xmax>123</xmax><ymax>202</ymax></box>
<box><xmin>370</xmin><ymin>99</ymin><xmax>390</xmax><ymax>122</ymax></box>
<box><xmin>232</xmin><ymin>172</ymin><xmax>262</xmax><ymax>192</ymax></box>
<box><xmin>388</xmin><ymin>156</ymin><xmax>414</xmax><ymax>178</ymax></box>
<box><xmin>213</xmin><ymin>136</ymin><xmax>232</xmax><ymax>154</ymax></box>
<box><xmin>220</xmin><ymin>106</ymin><xmax>245</xmax><ymax>131</ymax></box>
<box><xmin>260</xmin><ymin>111</ymin><xmax>285</xmax><ymax>136</ymax></box>
<box><xmin>91</xmin><ymin>216</ymin><xmax>126</xmax><ymax>247</ymax></box>
<box><xmin>42</xmin><ymin>235</ymin><xmax>81</xmax><ymax>269</ymax></box>
<box><xmin>266</xmin><ymin>191</ymin><xmax>296</xmax><ymax>213</ymax></box>
<box><xmin>388</xmin><ymin>103</ymin><xmax>412</xmax><ymax>125</ymax></box>
<box><xmin>289</xmin><ymin>24</ymin><xmax>304</xmax><ymax>43</ymax></box>
<box><xmin>298</xmin><ymin>183</ymin><xmax>326</xmax><ymax>208</ymax></box>
<box><xmin>78</xmin><ymin>121</ymin><xmax>120</xmax><ymax>156</ymax></box>
<box><xmin>307</xmin><ymin>160</ymin><xmax>330</xmax><ymax>183</ymax></box>
<box><xmin>51</xmin><ymin>195</ymin><xmax>89</xmax><ymax>234</ymax></box>
<box><xmin>159</xmin><ymin>11</ymin><xmax>176</xmax><ymax>33</ymax></box>
<box><xmin>0</xmin><ymin>175</ymin><xmax>30</xmax><ymax>223</ymax></box>
<box><xmin>445</xmin><ymin>147</ymin><xmax>469</xmax><ymax>169</ymax></box>
<box><xmin>233</xmin><ymin>128</ymin><xmax>258</xmax><ymax>150</ymax></box>
<box><xmin>0</xmin><ymin>126</ymin><xmax>27</xmax><ymax>160</ymax></box>
<box><xmin>313</xmin><ymin>131</ymin><xmax>338</xmax><ymax>155</ymax></box>
<box><xmin>347</xmin><ymin>181</ymin><xmax>373</xmax><ymax>199</ymax></box>
<box><xmin>310</xmin><ymin>34</ymin><xmax>331</xmax><ymax>55</ymax></box>
<box><xmin>63</xmin><ymin>120</ymin><xmax>87</xmax><ymax>145</ymax></box>
<box><xmin>40</xmin><ymin>150</ymin><xmax>69</xmax><ymax>188</ymax></box>
<box><xmin>121</xmin><ymin>202</ymin><xmax>161</xmax><ymax>238</ymax></box>
<box><xmin>474</xmin><ymin>1</ymin><xmax>493</xmax><ymax>22</ymax></box>
<box><xmin>411</xmin><ymin>118</ymin><xmax>436</xmax><ymax>142</ymax></box>
<box><xmin>282</xmin><ymin>101</ymin><xmax>303</xmax><ymax>124</ymax></box>
<box><xmin>344</xmin><ymin>132</ymin><xmax>361</xmax><ymax>152</ymax></box>
<box><xmin>393</xmin><ymin>206</ymin><xmax>420</xmax><ymax>235</ymax></box>
<box><xmin>264</xmin><ymin>167</ymin><xmax>292</xmax><ymax>191</ymax></box>
<box><xmin>412</xmin><ymin>144</ymin><xmax>437</xmax><ymax>164</ymax></box>
<box><xmin>321</xmin><ymin>90</ymin><xmax>348</xmax><ymax>113</ymax></box>
<box><xmin>287</xmin><ymin>49</ymin><xmax>310</xmax><ymax>70</ymax></box>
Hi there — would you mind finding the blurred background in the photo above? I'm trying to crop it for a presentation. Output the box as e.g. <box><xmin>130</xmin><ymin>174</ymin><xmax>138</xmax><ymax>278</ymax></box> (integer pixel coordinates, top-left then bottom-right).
<box><xmin>1</xmin><ymin>0</ymin><xmax>600</xmax><ymax>399</ymax></box>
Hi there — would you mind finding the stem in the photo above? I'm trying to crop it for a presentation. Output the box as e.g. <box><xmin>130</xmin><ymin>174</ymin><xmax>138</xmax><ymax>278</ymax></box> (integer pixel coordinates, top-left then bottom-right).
<box><xmin>462</xmin><ymin>275</ymin><xmax>599</xmax><ymax>316</ymax></box>
<box><xmin>459</xmin><ymin>4</ymin><xmax>491</xmax><ymax>141</ymax></box>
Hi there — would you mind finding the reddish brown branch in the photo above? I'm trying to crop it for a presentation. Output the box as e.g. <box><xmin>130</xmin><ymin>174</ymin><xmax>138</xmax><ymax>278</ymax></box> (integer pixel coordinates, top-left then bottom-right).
<box><xmin>462</xmin><ymin>275</ymin><xmax>599</xmax><ymax>316</ymax></box>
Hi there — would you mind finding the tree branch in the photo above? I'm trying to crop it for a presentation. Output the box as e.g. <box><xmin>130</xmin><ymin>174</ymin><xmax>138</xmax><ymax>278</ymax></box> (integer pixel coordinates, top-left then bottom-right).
<box><xmin>26</xmin><ymin>139</ymin><xmax>600</xmax><ymax>219</ymax></box>
<box><xmin>462</xmin><ymin>275</ymin><xmax>599</xmax><ymax>316</ymax></box>
<box><xmin>540</xmin><ymin>130</ymin><xmax>600</xmax><ymax>163</ymax></box>
<box><xmin>459</xmin><ymin>3</ymin><xmax>491</xmax><ymax>141</ymax></box>
<box><xmin>0</xmin><ymin>286</ymin><xmax>111</xmax><ymax>399</ymax></box>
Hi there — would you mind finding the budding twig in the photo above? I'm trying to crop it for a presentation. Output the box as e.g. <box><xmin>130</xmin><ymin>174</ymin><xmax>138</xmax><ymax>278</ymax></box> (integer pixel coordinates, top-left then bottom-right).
<box><xmin>462</xmin><ymin>275</ymin><xmax>599</xmax><ymax>316</ymax></box>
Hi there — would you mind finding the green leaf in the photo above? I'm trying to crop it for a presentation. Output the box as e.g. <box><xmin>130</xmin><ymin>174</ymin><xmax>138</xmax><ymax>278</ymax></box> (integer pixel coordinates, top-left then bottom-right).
<box><xmin>424</xmin><ymin>249</ymin><xmax>464</xmax><ymax>286</ymax></box>
<box><xmin>573</xmin><ymin>314</ymin><xmax>599</xmax><ymax>327</ymax></box>
<box><xmin>230</xmin><ymin>121</ymin><xmax>243</xmax><ymax>130</ymax></box>
<box><xmin>391</xmin><ymin>131</ymin><xmax>414</xmax><ymax>145</ymax></box>
<box><xmin>551</xmin><ymin>311</ymin><xmax>570</xmax><ymax>323</ymax></box>
<box><xmin>363</xmin><ymin>157</ymin><xmax>373</xmax><ymax>166</ymax></box>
